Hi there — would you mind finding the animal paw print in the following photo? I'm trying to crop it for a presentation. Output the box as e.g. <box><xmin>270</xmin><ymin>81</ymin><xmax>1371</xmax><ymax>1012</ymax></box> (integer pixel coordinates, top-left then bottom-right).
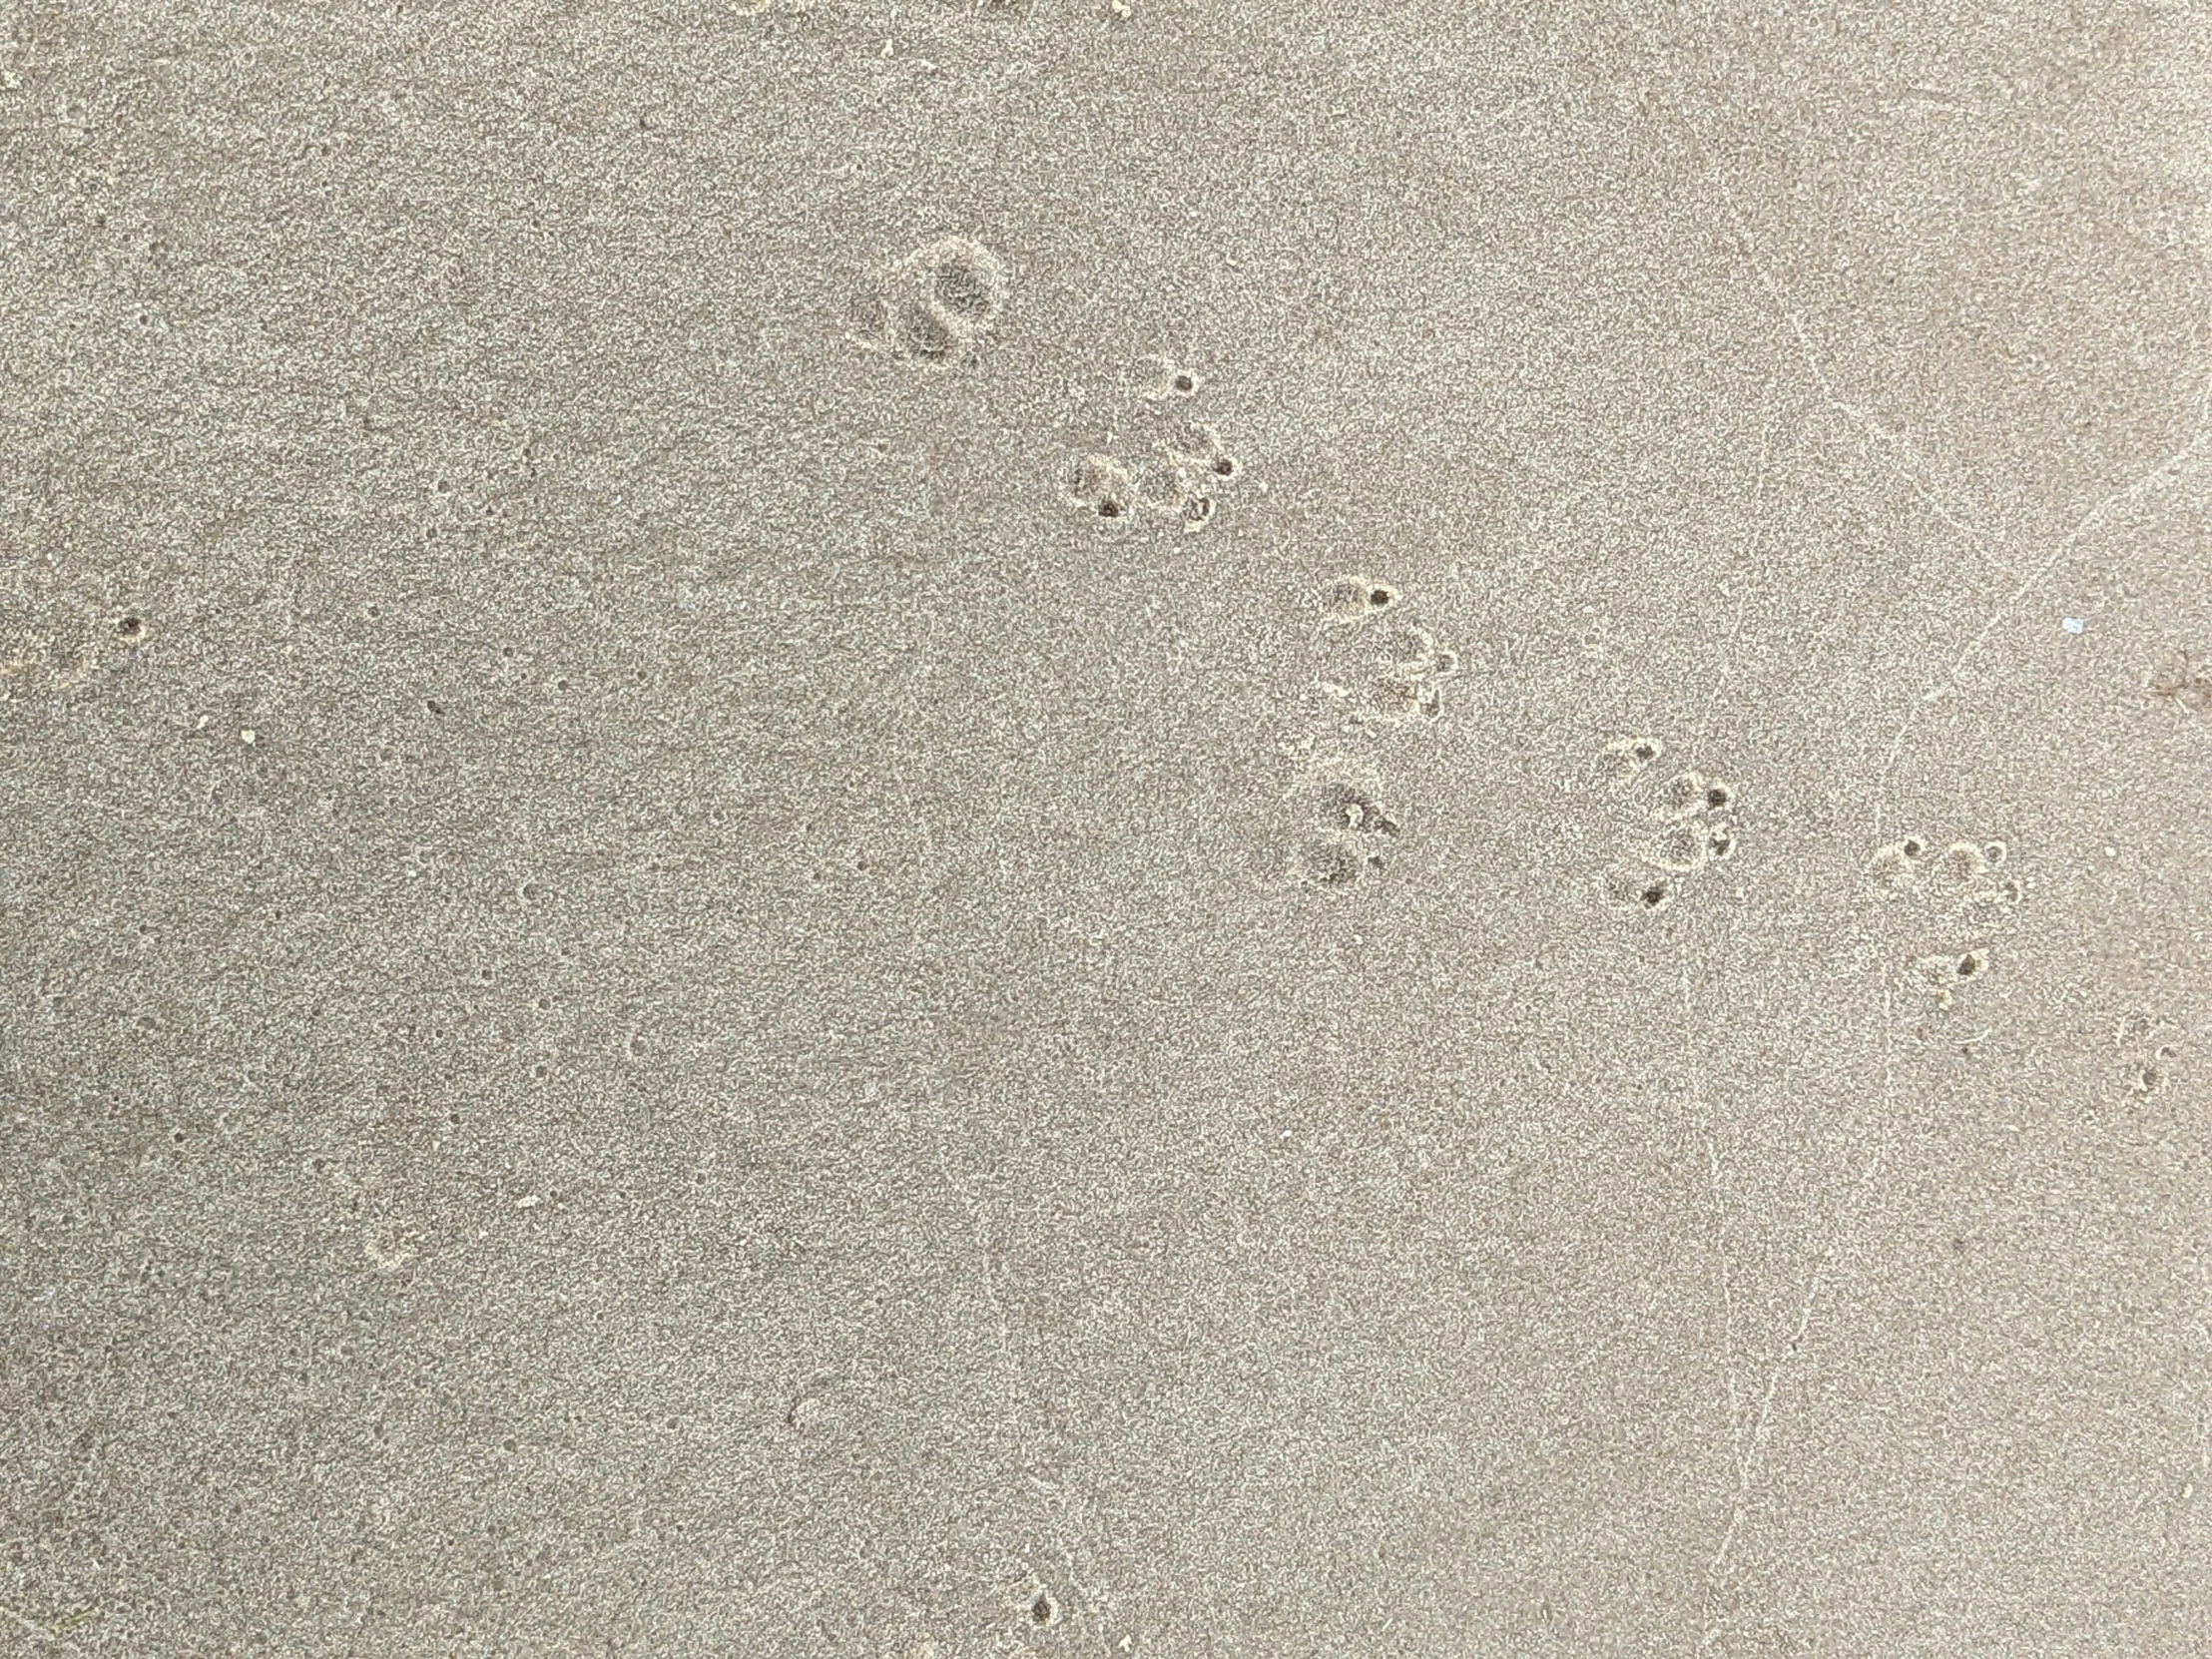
<box><xmin>1063</xmin><ymin>359</ymin><xmax>1244</xmax><ymax>533</ymax></box>
<box><xmin>2114</xmin><ymin>1011</ymin><xmax>2185</xmax><ymax>1097</ymax></box>
<box><xmin>1310</xmin><ymin>574</ymin><xmax>1461</xmax><ymax>730</ymax></box>
<box><xmin>1278</xmin><ymin>763</ymin><xmax>1399</xmax><ymax>892</ymax></box>
<box><xmin>1599</xmin><ymin>738</ymin><xmax>1739</xmax><ymax>914</ymax></box>
<box><xmin>1863</xmin><ymin>834</ymin><xmax>2021</xmax><ymax>914</ymax></box>
<box><xmin>863</xmin><ymin>236</ymin><xmax>1008</xmax><ymax>364</ymax></box>
<box><xmin>1066</xmin><ymin>452</ymin><xmax>1136</xmax><ymax>520</ymax></box>
<box><xmin>1270</xmin><ymin>576</ymin><xmax>1447</xmax><ymax>894</ymax></box>
<box><xmin>1861</xmin><ymin>831</ymin><xmax>2021</xmax><ymax>1009</ymax></box>
<box><xmin>1909</xmin><ymin>945</ymin><xmax>1993</xmax><ymax>1011</ymax></box>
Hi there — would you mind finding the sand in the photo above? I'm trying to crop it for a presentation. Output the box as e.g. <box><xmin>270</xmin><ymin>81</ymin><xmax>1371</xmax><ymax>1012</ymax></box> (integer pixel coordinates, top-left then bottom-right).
<box><xmin>4</xmin><ymin>2</ymin><xmax>2210</xmax><ymax>1654</ymax></box>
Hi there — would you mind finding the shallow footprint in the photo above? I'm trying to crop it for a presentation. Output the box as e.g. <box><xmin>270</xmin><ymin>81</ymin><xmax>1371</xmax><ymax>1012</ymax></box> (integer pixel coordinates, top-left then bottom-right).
<box><xmin>1065</xmin><ymin>452</ymin><xmax>1134</xmax><ymax>520</ymax></box>
<box><xmin>866</xmin><ymin>236</ymin><xmax>1008</xmax><ymax>363</ymax></box>
<box><xmin>1293</xmin><ymin>830</ymin><xmax>1387</xmax><ymax>891</ymax></box>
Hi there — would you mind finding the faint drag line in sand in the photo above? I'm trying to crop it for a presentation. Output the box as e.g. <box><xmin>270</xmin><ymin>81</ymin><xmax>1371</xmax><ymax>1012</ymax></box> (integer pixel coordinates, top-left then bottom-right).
<box><xmin>1619</xmin><ymin>16</ymin><xmax>2212</xmax><ymax>1647</ymax></box>
<box><xmin>1626</xmin><ymin>0</ymin><xmax>2212</xmax><ymax>837</ymax></box>
<box><xmin>1613</xmin><ymin>30</ymin><xmax>1945</xmax><ymax>1624</ymax></box>
<box><xmin>1613</xmin><ymin>5</ymin><xmax>2013</xmax><ymax>564</ymax></box>
<box><xmin>1696</xmin><ymin>969</ymin><xmax>1903</xmax><ymax>1656</ymax></box>
<box><xmin>1693</xmin><ymin>383</ymin><xmax>1769</xmax><ymax>752</ymax></box>
<box><xmin>1869</xmin><ymin>371</ymin><xmax>2212</xmax><ymax>836</ymax></box>
<box><xmin>1773</xmin><ymin>307</ymin><xmax>2014</xmax><ymax>564</ymax></box>
<box><xmin>1677</xmin><ymin>964</ymin><xmax>1742</xmax><ymax>1475</ymax></box>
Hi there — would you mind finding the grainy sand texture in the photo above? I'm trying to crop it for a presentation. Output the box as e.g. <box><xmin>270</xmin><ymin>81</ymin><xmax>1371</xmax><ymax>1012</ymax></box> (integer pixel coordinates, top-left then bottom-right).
<box><xmin>4</xmin><ymin>2</ymin><xmax>2211</xmax><ymax>1654</ymax></box>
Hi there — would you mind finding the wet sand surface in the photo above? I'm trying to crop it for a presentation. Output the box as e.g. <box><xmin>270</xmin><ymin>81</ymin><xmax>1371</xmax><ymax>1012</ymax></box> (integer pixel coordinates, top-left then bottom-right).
<box><xmin>4</xmin><ymin>3</ymin><xmax>2211</xmax><ymax>1654</ymax></box>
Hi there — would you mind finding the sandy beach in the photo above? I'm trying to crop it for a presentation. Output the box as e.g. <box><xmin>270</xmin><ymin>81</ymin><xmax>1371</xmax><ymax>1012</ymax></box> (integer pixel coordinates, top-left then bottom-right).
<box><xmin>4</xmin><ymin>2</ymin><xmax>2210</xmax><ymax>1653</ymax></box>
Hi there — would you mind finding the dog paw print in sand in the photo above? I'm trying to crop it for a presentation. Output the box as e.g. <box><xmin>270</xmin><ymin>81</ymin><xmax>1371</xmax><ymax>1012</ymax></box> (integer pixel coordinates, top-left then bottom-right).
<box><xmin>1308</xmin><ymin>573</ymin><xmax>1461</xmax><ymax>731</ymax></box>
<box><xmin>1596</xmin><ymin>736</ymin><xmax>1740</xmax><ymax>915</ymax></box>
<box><xmin>1062</xmin><ymin>358</ymin><xmax>1244</xmax><ymax>534</ymax></box>
<box><xmin>856</xmin><ymin>236</ymin><xmax>1008</xmax><ymax>364</ymax></box>
<box><xmin>1863</xmin><ymin>833</ymin><xmax>2020</xmax><ymax>912</ymax></box>
<box><xmin>1265</xmin><ymin>578</ymin><xmax>1458</xmax><ymax>898</ymax></box>
<box><xmin>1272</xmin><ymin>761</ymin><xmax>1403</xmax><ymax>893</ymax></box>
<box><xmin>1861</xmin><ymin>832</ymin><xmax>2022</xmax><ymax>1010</ymax></box>
<box><xmin>2114</xmin><ymin>1011</ymin><xmax>2187</xmax><ymax>1098</ymax></box>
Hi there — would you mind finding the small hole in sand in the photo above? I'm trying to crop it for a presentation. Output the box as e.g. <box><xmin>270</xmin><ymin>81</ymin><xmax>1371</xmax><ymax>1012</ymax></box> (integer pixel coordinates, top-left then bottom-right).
<box><xmin>117</xmin><ymin>615</ymin><xmax>144</xmax><ymax>638</ymax></box>
<box><xmin>1098</xmin><ymin>500</ymin><xmax>1122</xmax><ymax>518</ymax></box>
